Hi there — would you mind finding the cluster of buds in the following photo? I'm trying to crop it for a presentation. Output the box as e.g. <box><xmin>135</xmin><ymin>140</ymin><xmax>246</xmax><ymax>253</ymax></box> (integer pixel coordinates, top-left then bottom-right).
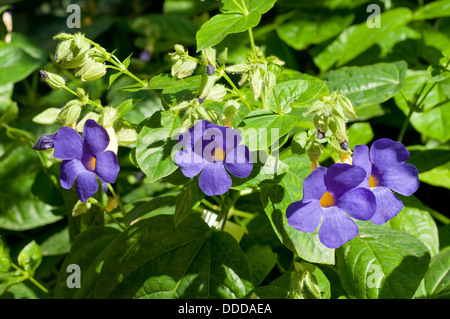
<box><xmin>169</xmin><ymin>44</ymin><xmax>198</xmax><ymax>79</ymax></box>
<box><xmin>225</xmin><ymin>47</ymin><xmax>284</xmax><ymax>101</ymax></box>
<box><xmin>53</xmin><ymin>33</ymin><xmax>107</xmax><ymax>82</ymax></box>
<box><xmin>304</xmin><ymin>90</ymin><xmax>357</xmax><ymax>156</ymax></box>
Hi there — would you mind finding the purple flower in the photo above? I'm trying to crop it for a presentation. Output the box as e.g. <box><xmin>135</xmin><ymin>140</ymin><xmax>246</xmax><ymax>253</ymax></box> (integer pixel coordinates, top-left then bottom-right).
<box><xmin>53</xmin><ymin>119</ymin><xmax>120</xmax><ymax>202</ymax></box>
<box><xmin>352</xmin><ymin>138</ymin><xmax>419</xmax><ymax>225</ymax></box>
<box><xmin>174</xmin><ymin>120</ymin><xmax>253</xmax><ymax>196</ymax></box>
<box><xmin>286</xmin><ymin>164</ymin><xmax>376</xmax><ymax>249</ymax></box>
<box><xmin>32</xmin><ymin>132</ymin><xmax>57</xmax><ymax>150</ymax></box>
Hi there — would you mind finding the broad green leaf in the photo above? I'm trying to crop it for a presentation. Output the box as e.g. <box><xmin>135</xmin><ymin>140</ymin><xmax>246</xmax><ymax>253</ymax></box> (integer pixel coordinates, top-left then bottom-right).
<box><xmin>135</xmin><ymin>110</ymin><xmax>181</xmax><ymax>183</ymax></box>
<box><xmin>394</xmin><ymin>70</ymin><xmax>450</xmax><ymax>143</ymax></box>
<box><xmin>414</xmin><ymin>249</ymin><xmax>450</xmax><ymax>299</ymax></box>
<box><xmin>277</xmin><ymin>14</ymin><xmax>354</xmax><ymax>51</ymax></box>
<box><xmin>347</xmin><ymin>122</ymin><xmax>374</xmax><ymax>150</ymax></box>
<box><xmin>245</xmin><ymin>244</ymin><xmax>277</xmax><ymax>286</ymax></box>
<box><xmin>115</xmin><ymin>98</ymin><xmax>143</xmax><ymax>119</ymax></box>
<box><xmin>0</xmin><ymin>33</ymin><xmax>46</xmax><ymax>85</ymax></box>
<box><xmin>94</xmin><ymin>215</ymin><xmax>253</xmax><ymax>298</ymax></box>
<box><xmin>39</xmin><ymin>227</ymin><xmax>70</xmax><ymax>256</ymax></box>
<box><xmin>337</xmin><ymin>221</ymin><xmax>430</xmax><ymax>299</ymax></box>
<box><xmin>0</xmin><ymin>144</ymin><xmax>63</xmax><ymax>231</ymax></box>
<box><xmin>324</xmin><ymin>61</ymin><xmax>407</xmax><ymax>108</ymax></box>
<box><xmin>54</xmin><ymin>226</ymin><xmax>120</xmax><ymax>299</ymax></box>
<box><xmin>17</xmin><ymin>241</ymin><xmax>42</xmax><ymax>277</ymax></box>
<box><xmin>418</xmin><ymin>162</ymin><xmax>450</xmax><ymax>189</ymax></box>
<box><xmin>266</xmin><ymin>79</ymin><xmax>327</xmax><ymax>113</ymax></box>
<box><xmin>314</xmin><ymin>8</ymin><xmax>413</xmax><ymax>72</ymax></box>
<box><xmin>260</xmin><ymin>153</ymin><xmax>335</xmax><ymax>265</ymax></box>
<box><xmin>238</xmin><ymin>109</ymin><xmax>297</xmax><ymax>151</ymax></box>
<box><xmin>414</xmin><ymin>0</ymin><xmax>450</xmax><ymax>20</ymax></box>
<box><xmin>148</xmin><ymin>74</ymin><xmax>202</xmax><ymax>90</ymax></box>
<box><xmin>407</xmin><ymin>144</ymin><xmax>450</xmax><ymax>173</ymax></box>
<box><xmin>196</xmin><ymin>0</ymin><xmax>277</xmax><ymax>52</ymax></box>
<box><xmin>174</xmin><ymin>179</ymin><xmax>205</xmax><ymax>227</ymax></box>
<box><xmin>0</xmin><ymin>239</ymin><xmax>11</xmax><ymax>273</ymax></box>
<box><xmin>387</xmin><ymin>196</ymin><xmax>439</xmax><ymax>257</ymax></box>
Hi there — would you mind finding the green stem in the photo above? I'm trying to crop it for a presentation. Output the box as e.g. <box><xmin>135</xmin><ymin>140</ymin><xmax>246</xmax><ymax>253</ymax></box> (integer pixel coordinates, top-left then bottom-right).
<box><xmin>221</xmin><ymin>71</ymin><xmax>252</xmax><ymax>112</ymax></box>
<box><xmin>229</xmin><ymin>207</ymin><xmax>253</xmax><ymax>219</ymax></box>
<box><xmin>89</xmin><ymin>198</ymin><xmax>125</xmax><ymax>230</ymax></box>
<box><xmin>11</xmin><ymin>263</ymin><xmax>48</xmax><ymax>294</ymax></box>
<box><xmin>273</xmin><ymin>89</ymin><xmax>282</xmax><ymax>115</ymax></box>
<box><xmin>107</xmin><ymin>184</ymin><xmax>129</xmax><ymax>228</ymax></box>
<box><xmin>397</xmin><ymin>107</ymin><xmax>414</xmax><ymax>143</ymax></box>
<box><xmin>248</xmin><ymin>28</ymin><xmax>257</xmax><ymax>56</ymax></box>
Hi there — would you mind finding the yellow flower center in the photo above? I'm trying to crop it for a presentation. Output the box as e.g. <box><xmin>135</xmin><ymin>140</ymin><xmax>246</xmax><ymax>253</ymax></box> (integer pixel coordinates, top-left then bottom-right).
<box><xmin>86</xmin><ymin>157</ymin><xmax>96</xmax><ymax>171</ymax></box>
<box><xmin>369</xmin><ymin>175</ymin><xmax>378</xmax><ymax>188</ymax></box>
<box><xmin>214</xmin><ymin>147</ymin><xmax>225</xmax><ymax>162</ymax></box>
<box><xmin>320</xmin><ymin>191</ymin><xmax>334</xmax><ymax>207</ymax></box>
<box><xmin>341</xmin><ymin>154</ymin><xmax>353</xmax><ymax>164</ymax></box>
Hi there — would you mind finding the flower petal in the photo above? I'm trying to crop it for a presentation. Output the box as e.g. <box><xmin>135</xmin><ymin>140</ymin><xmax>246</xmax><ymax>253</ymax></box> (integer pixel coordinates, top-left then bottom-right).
<box><xmin>369</xmin><ymin>138</ymin><xmax>409</xmax><ymax>174</ymax></box>
<box><xmin>286</xmin><ymin>200</ymin><xmax>323</xmax><ymax>233</ymax></box>
<box><xmin>95</xmin><ymin>151</ymin><xmax>120</xmax><ymax>184</ymax></box>
<box><xmin>53</xmin><ymin>127</ymin><xmax>83</xmax><ymax>160</ymax></box>
<box><xmin>174</xmin><ymin>147</ymin><xmax>206</xmax><ymax>178</ymax></box>
<box><xmin>75</xmin><ymin>170</ymin><xmax>99</xmax><ymax>202</ymax></box>
<box><xmin>224</xmin><ymin>144</ymin><xmax>253</xmax><ymax>178</ymax></box>
<box><xmin>337</xmin><ymin>187</ymin><xmax>376</xmax><ymax>221</ymax></box>
<box><xmin>319</xmin><ymin>206</ymin><xmax>359</xmax><ymax>249</ymax></box>
<box><xmin>198</xmin><ymin>162</ymin><xmax>232</xmax><ymax>196</ymax></box>
<box><xmin>381</xmin><ymin>163</ymin><xmax>419</xmax><ymax>196</ymax></box>
<box><xmin>370</xmin><ymin>186</ymin><xmax>404</xmax><ymax>225</ymax></box>
<box><xmin>352</xmin><ymin>144</ymin><xmax>371</xmax><ymax>186</ymax></box>
<box><xmin>83</xmin><ymin>119</ymin><xmax>110</xmax><ymax>156</ymax></box>
<box><xmin>60</xmin><ymin>159</ymin><xmax>86</xmax><ymax>189</ymax></box>
<box><xmin>325</xmin><ymin>163</ymin><xmax>367</xmax><ymax>197</ymax></box>
<box><xmin>302</xmin><ymin>167</ymin><xmax>327</xmax><ymax>202</ymax></box>
<box><xmin>206</xmin><ymin>123</ymin><xmax>242</xmax><ymax>153</ymax></box>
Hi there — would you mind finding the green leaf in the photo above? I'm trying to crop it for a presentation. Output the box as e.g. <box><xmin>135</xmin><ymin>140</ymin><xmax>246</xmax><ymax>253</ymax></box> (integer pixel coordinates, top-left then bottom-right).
<box><xmin>94</xmin><ymin>215</ymin><xmax>253</xmax><ymax>298</ymax></box>
<box><xmin>418</xmin><ymin>162</ymin><xmax>450</xmax><ymax>189</ymax></box>
<box><xmin>115</xmin><ymin>98</ymin><xmax>143</xmax><ymax>119</ymax></box>
<box><xmin>347</xmin><ymin>122</ymin><xmax>374</xmax><ymax>150</ymax></box>
<box><xmin>324</xmin><ymin>61</ymin><xmax>407</xmax><ymax>108</ymax></box>
<box><xmin>260</xmin><ymin>153</ymin><xmax>335</xmax><ymax>265</ymax></box>
<box><xmin>32</xmin><ymin>107</ymin><xmax>61</xmax><ymax>125</ymax></box>
<box><xmin>238</xmin><ymin>109</ymin><xmax>297</xmax><ymax>151</ymax></box>
<box><xmin>135</xmin><ymin>110</ymin><xmax>181</xmax><ymax>183</ymax></box>
<box><xmin>394</xmin><ymin>70</ymin><xmax>450</xmax><ymax>143</ymax></box>
<box><xmin>387</xmin><ymin>196</ymin><xmax>439</xmax><ymax>257</ymax></box>
<box><xmin>414</xmin><ymin>0</ymin><xmax>450</xmax><ymax>20</ymax></box>
<box><xmin>196</xmin><ymin>0</ymin><xmax>277</xmax><ymax>52</ymax></box>
<box><xmin>17</xmin><ymin>241</ymin><xmax>42</xmax><ymax>277</ymax></box>
<box><xmin>414</xmin><ymin>249</ymin><xmax>450</xmax><ymax>299</ymax></box>
<box><xmin>314</xmin><ymin>8</ymin><xmax>413</xmax><ymax>72</ymax></box>
<box><xmin>0</xmin><ymin>239</ymin><xmax>11</xmax><ymax>273</ymax></box>
<box><xmin>266</xmin><ymin>79</ymin><xmax>327</xmax><ymax>113</ymax></box>
<box><xmin>54</xmin><ymin>226</ymin><xmax>120</xmax><ymax>299</ymax></box>
<box><xmin>39</xmin><ymin>227</ymin><xmax>70</xmax><ymax>256</ymax></box>
<box><xmin>0</xmin><ymin>144</ymin><xmax>63</xmax><ymax>231</ymax></box>
<box><xmin>174</xmin><ymin>179</ymin><xmax>205</xmax><ymax>227</ymax></box>
<box><xmin>277</xmin><ymin>14</ymin><xmax>354</xmax><ymax>51</ymax></box>
<box><xmin>337</xmin><ymin>221</ymin><xmax>430</xmax><ymax>299</ymax></box>
<box><xmin>245</xmin><ymin>244</ymin><xmax>277</xmax><ymax>286</ymax></box>
<box><xmin>407</xmin><ymin>144</ymin><xmax>450</xmax><ymax>173</ymax></box>
<box><xmin>0</xmin><ymin>33</ymin><xmax>46</xmax><ymax>85</ymax></box>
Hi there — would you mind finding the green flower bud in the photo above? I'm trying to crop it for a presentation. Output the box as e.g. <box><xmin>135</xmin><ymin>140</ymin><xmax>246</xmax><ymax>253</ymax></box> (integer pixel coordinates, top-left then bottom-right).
<box><xmin>171</xmin><ymin>101</ymin><xmax>191</xmax><ymax>111</ymax></box>
<box><xmin>116</xmin><ymin>128</ymin><xmax>138</xmax><ymax>146</ymax></box>
<box><xmin>40</xmin><ymin>70</ymin><xmax>66</xmax><ymax>90</ymax></box>
<box><xmin>101</xmin><ymin>107</ymin><xmax>118</xmax><ymax>128</ymax></box>
<box><xmin>288</xmin><ymin>262</ymin><xmax>322</xmax><ymax>299</ymax></box>
<box><xmin>225</xmin><ymin>63</ymin><xmax>248</xmax><ymax>74</ymax></box>
<box><xmin>338</xmin><ymin>95</ymin><xmax>357</xmax><ymax>119</ymax></box>
<box><xmin>57</xmin><ymin>100</ymin><xmax>82</xmax><ymax>127</ymax></box>
<box><xmin>201</xmin><ymin>47</ymin><xmax>216</xmax><ymax>66</ymax></box>
<box><xmin>198</xmin><ymin>75</ymin><xmax>217</xmax><ymax>100</ymax></box>
<box><xmin>264</xmin><ymin>71</ymin><xmax>276</xmax><ymax>93</ymax></box>
<box><xmin>218</xmin><ymin>48</ymin><xmax>228</xmax><ymax>65</ymax></box>
<box><xmin>222</xmin><ymin>100</ymin><xmax>239</xmax><ymax>124</ymax></box>
<box><xmin>81</xmin><ymin>62</ymin><xmax>107</xmax><ymax>81</ymax></box>
<box><xmin>250</xmin><ymin>68</ymin><xmax>262</xmax><ymax>100</ymax></box>
<box><xmin>60</xmin><ymin>50</ymin><xmax>88</xmax><ymax>69</ymax></box>
<box><xmin>328</xmin><ymin>116</ymin><xmax>348</xmax><ymax>144</ymax></box>
<box><xmin>174</xmin><ymin>44</ymin><xmax>186</xmax><ymax>56</ymax></box>
<box><xmin>55</xmin><ymin>40</ymin><xmax>72</xmax><ymax>62</ymax></box>
<box><xmin>172</xmin><ymin>58</ymin><xmax>197</xmax><ymax>79</ymax></box>
<box><xmin>72</xmin><ymin>200</ymin><xmax>92</xmax><ymax>217</ymax></box>
<box><xmin>207</xmin><ymin>84</ymin><xmax>227</xmax><ymax>102</ymax></box>
<box><xmin>53</xmin><ymin>33</ymin><xmax>73</xmax><ymax>41</ymax></box>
